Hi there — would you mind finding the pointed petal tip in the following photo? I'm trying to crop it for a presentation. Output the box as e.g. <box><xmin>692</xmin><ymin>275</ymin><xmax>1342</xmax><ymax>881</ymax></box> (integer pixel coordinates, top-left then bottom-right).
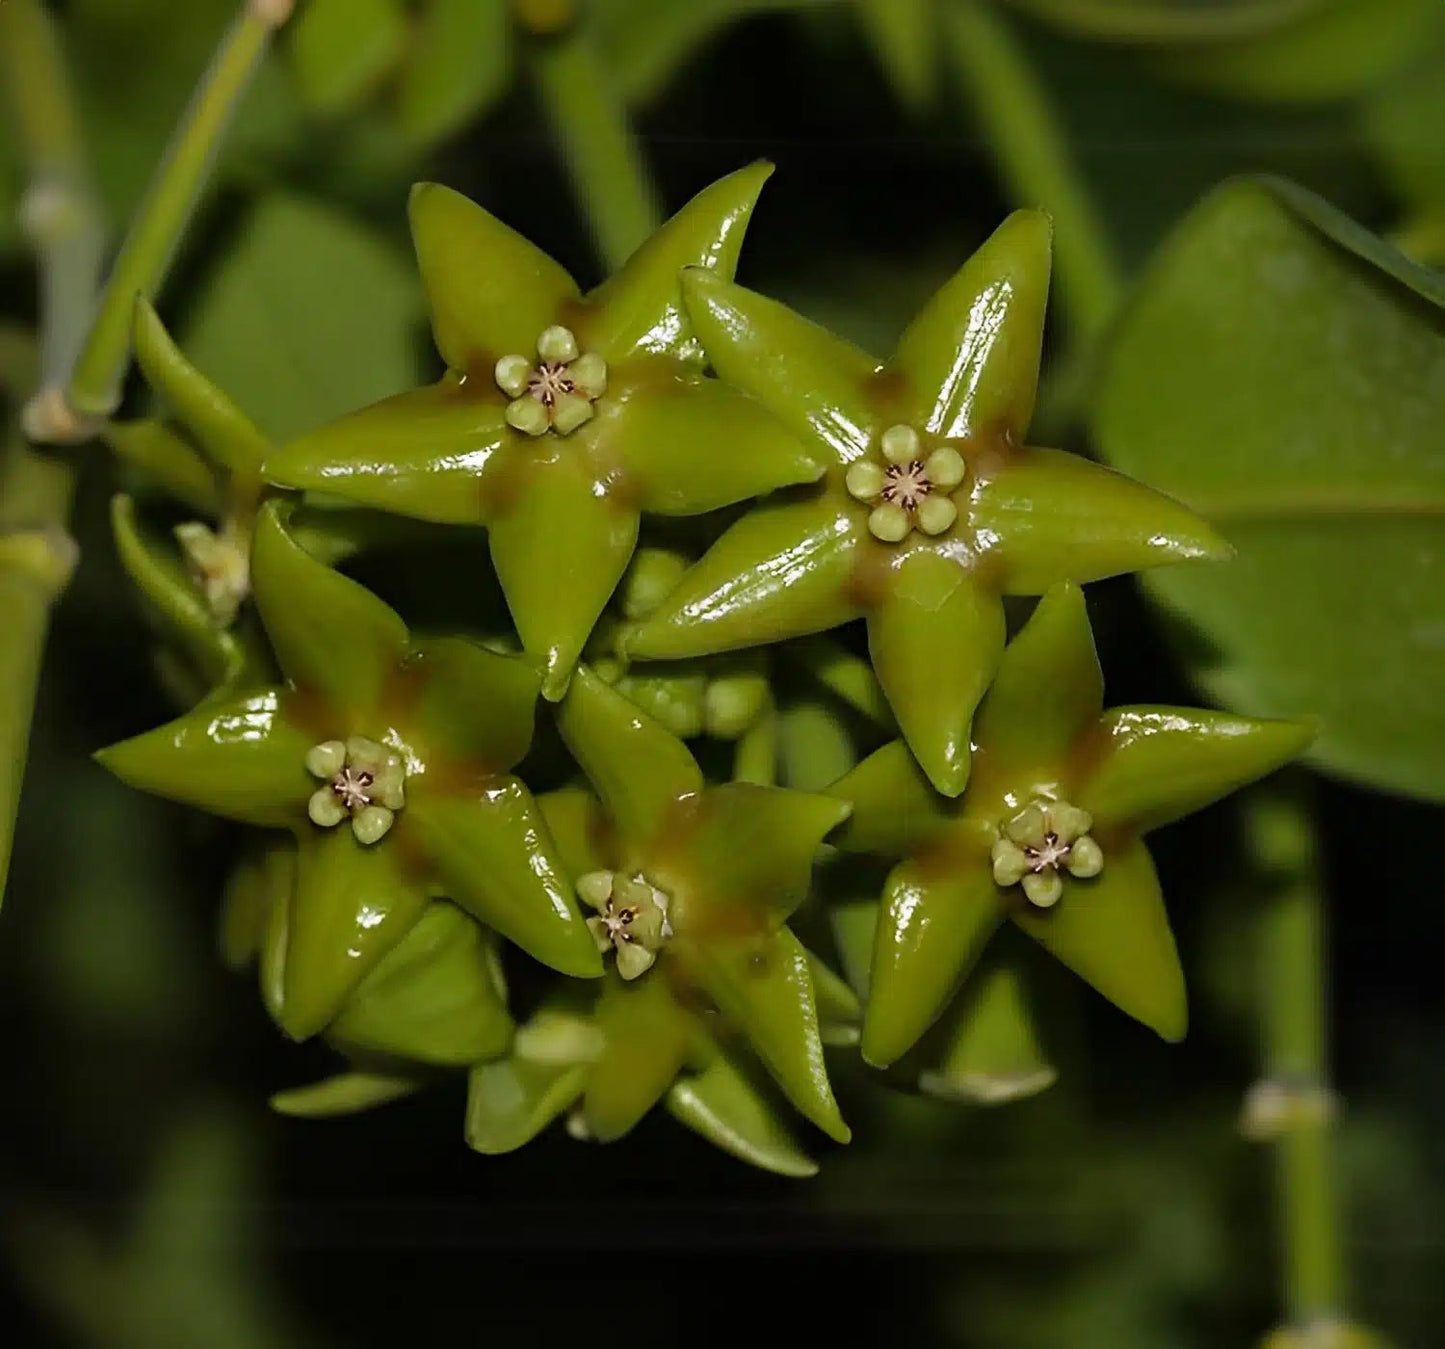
<box><xmin>539</xmin><ymin>655</ymin><xmax>575</xmax><ymax>703</ymax></box>
<box><xmin>920</xmin><ymin>751</ymin><xmax>970</xmax><ymax>799</ymax></box>
<box><xmin>823</xmin><ymin>1117</ymin><xmax>852</xmax><ymax>1146</ymax></box>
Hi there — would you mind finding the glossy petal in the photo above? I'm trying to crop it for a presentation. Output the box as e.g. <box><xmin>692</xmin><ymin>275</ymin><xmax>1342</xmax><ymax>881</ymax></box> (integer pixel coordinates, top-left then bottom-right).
<box><xmin>327</xmin><ymin>902</ymin><xmax>513</xmax><ymax>1066</ymax></box>
<box><xmin>892</xmin><ymin>210</ymin><xmax>1051</xmax><ymax>440</ymax></box>
<box><xmin>686</xmin><ymin>927</ymin><xmax>849</xmax><ymax>1142</ymax></box>
<box><xmin>555</xmin><ymin>664</ymin><xmax>702</xmax><ymax>849</ymax></box>
<box><xmin>259</xmin><ymin>856</ymin><xmax>291</xmax><ymax>1027</ymax></box>
<box><xmin>111</xmin><ymin>495</ymin><xmax>248</xmax><ymax>691</ymax></box>
<box><xmin>96</xmin><ymin>689</ymin><xmax>312</xmax><ymax>828</ymax></box>
<box><xmin>584</xmin><ymin>970</ymin><xmax>695</xmax><ymax>1141</ymax></box>
<box><xmin>133</xmin><ymin>298</ymin><xmax>269</xmax><ymax>477</ymax></box>
<box><xmin>862</xmin><ymin>856</ymin><xmax>1004</xmax><ymax>1067</ymax></box>
<box><xmin>104</xmin><ymin>418</ymin><xmax>220</xmax><ymax>515</ymax></box>
<box><xmin>280</xmin><ymin>826</ymin><xmax>430</xmax><ymax>1041</ymax></box>
<box><xmin>807</xmin><ymin>953</ymin><xmax>862</xmax><ymax>1047</ymax></box>
<box><xmin>972</xmin><ymin>582</ymin><xmax>1103</xmax><ymax>770</ymax></box>
<box><xmin>408</xmin><ymin>779</ymin><xmax>602</xmax><ymax>977</ymax></box>
<box><xmin>271</xmin><ymin>1071</ymin><xmax>424</xmax><ymax>1118</ymax></box>
<box><xmin>251</xmin><ymin>503</ymin><xmax>408</xmax><ymax>719</ymax></box>
<box><xmin>403</xmin><ymin>636</ymin><xmax>539</xmax><ymax>770</ymax></box>
<box><xmin>265</xmin><ymin>382</ymin><xmax>508</xmax><ymax>525</ymax></box>
<box><xmin>466</xmin><ymin>1055</ymin><xmax>588</xmax><ymax>1154</ymax></box>
<box><xmin>1082</xmin><ymin>708</ymin><xmax>1316</xmax><ymax>835</ymax></box>
<box><xmin>536</xmin><ymin>785</ymin><xmax>611</xmax><ymax>878</ymax></box>
<box><xmin>624</xmin><ymin>493</ymin><xmax>864</xmax><ymax>660</ymax></box>
<box><xmin>827</xmin><ymin>740</ymin><xmax>954</xmax><ymax>859</ymax></box>
<box><xmin>681</xmin><ymin>269</ymin><xmax>879</xmax><ymax>463</ymax></box>
<box><xmin>918</xmin><ymin>959</ymin><xmax>1056</xmax><ymax>1105</ymax></box>
<box><xmin>971</xmin><ymin>448</ymin><xmax>1232</xmax><ymax>595</ymax></box>
<box><xmin>675</xmin><ymin>782</ymin><xmax>849</xmax><ymax>919</ymax></box>
<box><xmin>409</xmin><ymin>181</ymin><xmax>579</xmax><ymax>369</ymax></box>
<box><xmin>666</xmin><ymin>1050</ymin><xmax>818</xmax><ymax>1177</ymax></box>
<box><xmin>868</xmin><ymin>549</ymin><xmax>1006</xmax><ymax>796</ymax></box>
<box><xmin>600</xmin><ymin>372</ymin><xmax>823</xmax><ymax>515</ymax></box>
<box><xmin>487</xmin><ymin>450</ymin><xmax>639</xmax><ymax>700</ymax></box>
<box><xmin>1011</xmin><ymin>838</ymin><xmax>1186</xmax><ymax>1041</ymax></box>
<box><xmin>586</xmin><ymin>162</ymin><xmax>773</xmax><ymax>364</ymax></box>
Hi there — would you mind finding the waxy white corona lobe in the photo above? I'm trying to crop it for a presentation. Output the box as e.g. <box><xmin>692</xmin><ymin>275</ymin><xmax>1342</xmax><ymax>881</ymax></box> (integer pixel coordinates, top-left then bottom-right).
<box><xmin>495</xmin><ymin>325</ymin><xmax>608</xmax><ymax>437</ymax></box>
<box><xmin>306</xmin><ymin>736</ymin><xmax>407</xmax><ymax>844</ymax></box>
<box><xmin>844</xmin><ymin>422</ymin><xmax>967</xmax><ymax>542</ymax></box>
<box><xmin>990</xmin><ymin>799</ymin><xmax>1103</xmax><ymax>908</ymax></box>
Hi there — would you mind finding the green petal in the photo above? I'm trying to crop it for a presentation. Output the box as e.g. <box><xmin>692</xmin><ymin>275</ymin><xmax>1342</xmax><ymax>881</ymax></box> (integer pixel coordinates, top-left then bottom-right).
<box><xmin>830</xmin><ymin>896</ymin><xmax>879</xmax><ymax>997</ymax></box>
<box><xmin>408</xmin><ymin>181</ymin><xmax>580</xmax><ymax>369</ymax></box>
<box><xmin>328</xmin><ymin>902</ymin><xmax>513</xmax><ymax>1067</ymax></box>
<box><xmin>408</xmin><ymin>778</ymin><xmax>602</xmax><ymax>978</ymax></box>
<box><xmin>675</xmin><ymin>782</ymin><xmax>849</xmax><ymax>919</ymax></box>
<box><xmin>918</xmin><ymin>958</ymin><xmax>1056</xmax><ymax>1105</ymax></box>
<box><xmin>681</xmin><ymin>269</ymin><xmax>880</xmax><ymax>463</ymax></box>
<box><xmin>132</xmin><ymin>298</ymin><xmax>269</xmax><ymax>478</ymax></box>
<box><xmin>271</xmin><ymin>1071</ymin><xmax>424</xmax><ymax>1118</ymax></box>
<box><xmin>600</xmin><ymin>373</ymin><xmax>823</xmax><ymax>515</ymax></box>
<box><xmin>111</xmin><ymin>495</ymin><xmax>248</xmax><ymax>691</ymax></box>
<box><xmin>280</xmin><ymin>826</ymin><xmax>430</xmax><ymax>1041</ymax></box>
<box><xmin>251</xmin><ymin>502</ymin><xmax>408</xmax><ymax>719</ymax></box>
<box><xmin>555</xmin><ymin>664</ymin><xmax>702</xmax><ymax>849</ymax></box>
<box><xmin>104</xmin><ymin>419</ymin><xmax>220</xmax><ymax>515</ymax></box>
<box><xmin>971</xmin><ymin>447</ymin><xmax>1233</xmax><ymax>594</ymax></box>
<box><xmin>624</xmin><ymin>493</ymin><xmax>865</xmax><ymax>660</ymax></box>
<box><xmin>96</xmin><ymin>688</ymin><xmax>311</xmax><ymax>828</ymax></box>
<box><xmin>891</xmin><ymin>210</ymin><xmax>1051</xmax><ymax>440</ymax></box>
<box><xmin>584</xmin><ymin>969</ymin><xmax>695</xmax><ymax>1141</ymax></box>
<box><xmin>404</xmin><ymin>636</ymin><xmax>539</xmax><ymax>771</ymax></box>
<box><xmin>1012</xmin><ymin>838</ymin><xmax>1185</xmax><ymax>1041</ymax></box>
<box><xmin>1081</xmin><ymin>708</ymin><xmax>1316</xmax><ymax>835</ymax></box>
<box><xmin>265</xmin><ymin>382</ymin><xmax>508</xmax><ymax>525</ymax></box>
<box><xmin>867</xmin><ymin>549</ymin><xmax>1005</xmax><ymax>796</ymax></box>
<box><xmin>586</xmin><ymin>162</ymin><xmax>773</xmax><ymax>365</ymax></box>
<box><xmin>220</xmin><ymin>836</ymin><xmax>294</xmax><ymax>972</ymax></box>
<box><xmin>827</xmin><ymin>740</ymin><xmax>953</xmax><ymax>858</ymax></box>
<box><xmin>466</xmin><ymin>1057</ymin><xmax>588</xmax><ymax>1153</ymax></box>
<box><xmin>783</xmin><ymin>635</ymin><xmax>894</xmax><ymax>726</ymax></box>
<box><xmin>861</xmin><ymin>857</ymin><xmax>1004</xmax><ymax>1068</ymax></box>
<box><xmin>685</xmin><ymin>926</ymin><xmax>850</xmax><ymax>1143</ymax></box>
<box><xmin>667</xmin><ymin>1049</ymin><xmax>819</xmax><ymax>1177</ymax></box>
<box><xmin>808</xmin><ymin>952</ymin><xmax>862</xmax><ymax>1047</ymax></box>
<box><xmin>536</xmin><ymin>785</ymin><xmax>612</xmax><ymax>877</ymax></box>
<box><xmin>972</xmin><ymin>583</ymin><xmax>1103</xmax><ymax>770</ymax></box>
<box><xmin>488</xmin><ymin>451</ymin><xmax>639</xmax><ymax>700</ymax></box>
<box><xmin>259</xmin><ymin>853</ymin><xmax>291</xmax><ymax>1027</ymax></box>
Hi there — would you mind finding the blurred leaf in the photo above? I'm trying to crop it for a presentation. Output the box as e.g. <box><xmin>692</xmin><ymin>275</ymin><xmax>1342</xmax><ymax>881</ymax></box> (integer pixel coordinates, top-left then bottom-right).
<box><xmin>1361</xmin><ymin>36</ymin><xmax>1445</xmax><ymax>212</ymax></box>
<box><xmin>288</xmin><ymin>0</ymin><xmax>409</xmax><ymax>117</ymax></box>
<box><xmin>1004</xmin><ymin>0</ymin><xmax>1330</xmax><ymax>44</ymax></box>
<box><xmin>1148</xmin><ymin>0</ymin><xmax>1445</xmax><ymax>103</ymax></box>
<box><xmin>179</xmin><ymin>194</ymin><xmax>425</xmax><ymax>441</ymax></box>
<box><xmin>855</xmin><ymin>0</ymin><xmax>936</xmax><ymax>110</ymax></box>
<box><xmin>1094</xmin><ymin>176</ymin><xmax>1445</xmax><ymax>801</ymax></box>
<box><xmin>396</xmin><ymin>0</ymin><xmax>513</xmax><ymax>144</ymax></box>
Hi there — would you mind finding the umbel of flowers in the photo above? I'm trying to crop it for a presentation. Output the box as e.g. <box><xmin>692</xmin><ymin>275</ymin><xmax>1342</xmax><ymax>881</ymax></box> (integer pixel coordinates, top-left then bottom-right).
<box><xmin>97</xmin><ymin>166</ymin><xmax>1313</xmax><ymax>1174</ymax></box>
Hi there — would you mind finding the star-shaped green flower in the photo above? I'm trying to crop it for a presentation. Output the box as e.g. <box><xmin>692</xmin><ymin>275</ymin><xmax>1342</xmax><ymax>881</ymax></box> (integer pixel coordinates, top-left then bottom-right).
<box><xmin>464</xmin><ymin>664</ymin><xmax>854</xmax><ymax>1148</ymax></box>
<box><xmin>825</xmin><ymin>582</ymin><xmax>1314</xmax><ymax>1067</ymax></box>
<box><xmin>263</xmin><ymin>163</ymin><xmax>821</xmax><ymax>701</ymax></box>
<box><xmin>622</xmin><ymin>211</ymin><xmax>1230</xmax><ymax>796</ymax></box>
<box><xmin>97</xmin><ymin>501</ymin><xmax>602</xmax><ymax>1042</ymax></box>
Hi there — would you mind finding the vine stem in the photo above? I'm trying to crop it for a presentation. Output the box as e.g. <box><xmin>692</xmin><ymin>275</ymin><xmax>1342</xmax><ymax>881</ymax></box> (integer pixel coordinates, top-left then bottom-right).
<box><xmin>0</xmin><ymin>0</ymin><xmax>292</xmax><ymax>902</ymax></box>
<box><xmin>943</xmin><ymin>1</ymin><xmax>1125</xmax><ymax>342</ymax></box>
<box><xmin>1245</xmin><ymin>786</ymin><xmax>1347</xmax><ymax>1329</ymax></box>
<box><xmin>526</xmin><ymin>12</ymin><xmax>662</xmax><ymax>272</ymax></box>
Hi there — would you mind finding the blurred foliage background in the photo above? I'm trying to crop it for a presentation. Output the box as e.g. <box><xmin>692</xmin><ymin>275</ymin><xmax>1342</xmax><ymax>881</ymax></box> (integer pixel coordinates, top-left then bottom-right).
<box><xmin>2</xmin><ymin>1</ymin><xmax>1443</xmax><ymax>1344</ymax></box>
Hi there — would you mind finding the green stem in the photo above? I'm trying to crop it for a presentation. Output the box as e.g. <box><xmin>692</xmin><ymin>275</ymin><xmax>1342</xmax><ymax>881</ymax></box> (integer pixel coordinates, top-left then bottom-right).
<box><xmin>943</xmin><ymin>2</ymin><xmax>1125</xmax><ymax>341</ymax></box>
<box><xmin>1248</xmin><ymin>786</ymin><xmax>1345</xmax><ymax>1325</ymax></box>
<box><xmin>529</xmin><ymin>20</ymin><xmax>662</xmax><ymax>272</ymax></box>
<box><xmin>66</xmin><ymin>0</ymin><xmax>291</xmax><ymax>419</ymax></box>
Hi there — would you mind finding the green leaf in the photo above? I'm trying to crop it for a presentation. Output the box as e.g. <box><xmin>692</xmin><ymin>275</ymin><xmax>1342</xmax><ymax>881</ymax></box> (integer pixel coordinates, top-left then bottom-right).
<box><xmin>251</xmin><ymin>503</ymin><xmax>409</xmax><ymax>722</ymax></box>
<box><xmin>1093</xmin><ymin>177</ymin><xmax>1445</xmax><ymax>801</ymax></box>
<box><xmin>328</xmin><ymin>902</ymin><xmax>513</xmax><ymax>1067</ymax></box>
<box><xmin>96</xmin><ymin>688</ymin><xmax>312</xmax><ymax>828</ymax></box>
<box><xmin>180</xmin><ymin>195</ymin><xmax>424</xmax><ymax>440</ymax></box>
<box><xmin>407</xmin><ymin>779</ymin><xmax>603</xmax><ymax>978</ymax></box>
<box><xmin>666</xmin><ymin>1050</ymin><xmax>819</xmax><ymax>1177</ymax></box>
<box><xmin>396</xmin><ymin>0</ymin><xmax>512</xmax><ymax>145</ymax></box>
<box><xmin>555</xmin><ymin>664</ymin><xmax>703</xmax><ymax>848</ymax></box>
<box><xmin>288</xmin><ymin>0</ymin><xmax>408</xmax><ymax>116</ymax></box>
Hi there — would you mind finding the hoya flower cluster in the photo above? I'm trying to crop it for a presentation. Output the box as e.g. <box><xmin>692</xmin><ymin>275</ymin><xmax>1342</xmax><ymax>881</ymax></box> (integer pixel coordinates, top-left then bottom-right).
<box><xmin>99</xmin><ymin>165</ymin><xmax>1311</xmax><ymax>1173</ymax></box>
